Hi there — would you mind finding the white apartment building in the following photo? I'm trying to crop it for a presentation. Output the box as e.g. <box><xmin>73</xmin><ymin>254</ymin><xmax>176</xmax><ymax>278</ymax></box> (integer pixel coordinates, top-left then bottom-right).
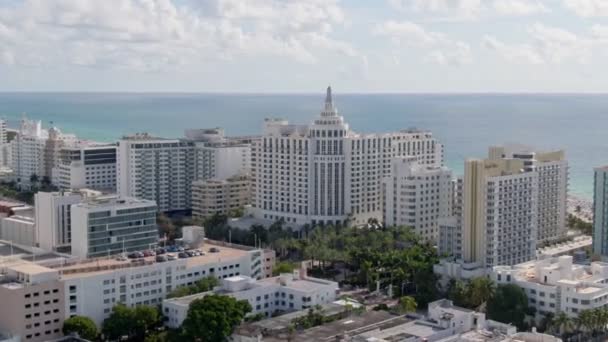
<box><xmin>251</xmin><ymin>87</ymin><xmax>443</xmax><ymax>227</ymax></box>
<box><xmin>185</xmin><ymin>128</ymin><xmax>254</xmax><ymax>181</ymax></box>
<box><xmin>70</xmin><ymin>196</ymin><xmax>158</xmax><ymax>258</ymax></box>
<box><xmin>593</xmin><ymin>166</ymin><xmax>608</xmax><ymax>258</ymax></box>
<box><xmin>59</xmin><ymin>240</ymin><xmax>270</xmax><ymax>327</ymax></box>
<box><xmin>11</xmin><ymin>118</ymin><xmax>79</xmax><ymax>188</ymax></box>
<box><xmin>34</xmin><ymin>190</ymin><xmax>101</xmax><ymax>252</ymax></box>
<box><xmin>117</xmin><ymin>134</ymin><xmax>195</xmax><ymax>212</ymax></box>
<box><xmin>11</xmin><ymin>118</ymin><xmax>48</xmax><ymax>187</ymax></box>
<box><xmin>163</xmin><ymin>271</ymin><xmax>339</xmax><ymax>328</ymax></box>
<box><xmin>489</xmin><ymin>145</ymin><xmax>568</xmax><ymax>244</ymax></box>
<box><xmin>383</xmin><ymin>156</ymin><xmax>452</xmax><ymax>242</ymax></box>
<box><xmin>0</xmin><ymin>119</ymin><xmax>9</xmax><ymax>169</ymax></box>
<box><xmin>52</xmin><ymin>143</ymin><xmax>117</xmax><ymax>191</ymax></box>
<box><xmin>493</xmin><ymin>255</ymin><xmax>608</xmax><ymax>318</ymax></box>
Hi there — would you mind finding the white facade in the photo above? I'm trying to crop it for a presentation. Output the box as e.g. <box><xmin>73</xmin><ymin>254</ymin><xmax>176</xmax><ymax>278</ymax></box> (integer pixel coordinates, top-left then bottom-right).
<box><xmin>11</xmin><ymin>118</ymin><xmax>48</xmax><ymax>186</ymax></box>
<box><xmin>35</xmin><ymin>191</ymin><xmax>100</xmax><ymax>251</ymax></box>
<box><xmin>60</xmin><ymin>241</ymin><xmax>269</xmax><ymax>327</ymax></box>
<box><xmin>383</xmin><ymin>156</ymin><xmax>452</xmax><ymax>242</ymax></box>
<box><xmin>52</xmin><ymin>144</ymin><xmax>117</xmax><ymax>191</ymax></box>
<box><xmin>493</xmin><ymin>256</ymin><xmax>608</xmax><ymax>318</ymax></box>
<box><xmin>70</xmin><ymin>196</ymin><xmax>158</xmax><ymax>258</ymax></box>
<box><xmin>490</xmin><ymin>145</ymin><xmax>568</xmax><ymax>244</ymax></box>
<box><xmin>0</xmin><ymin>215</ymin><xmax>35</xmax><ymax>247</ymax></box>
<box><xmin>194</xmin><ymin>142</ymin><xmax>251</xmax><ymax>181</ymax></box>
<box><xmin>117</xmin><ymin>134</ymin><xmax>195</xmax><ymax>212</ymax></box>
<box><xmin>251</xmin><ymin>87</ymin><xmax>443</xmax><ymax>227</ymax></box>
<box><xmin>163</xmin><ymin>271</ymin><xmax>339</xmax><ymax>328</ymax></box>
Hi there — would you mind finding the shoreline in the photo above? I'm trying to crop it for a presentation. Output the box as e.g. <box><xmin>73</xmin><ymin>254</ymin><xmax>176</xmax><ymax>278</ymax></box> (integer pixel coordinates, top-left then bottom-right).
<box><xmin>567</xmin><ymin>195</ymin><xmax>593</xmax><ymax>223</ymax></box>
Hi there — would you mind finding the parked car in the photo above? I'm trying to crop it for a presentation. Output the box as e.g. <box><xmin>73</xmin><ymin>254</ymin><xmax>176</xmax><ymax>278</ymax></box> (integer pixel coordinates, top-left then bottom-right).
<box><xmin>178</xmin><ymin>252</ymin><xmax>189</xmax><ymax>259</ymax></box>
<box><xmin>128</xmin><ymin>252</ymin><xmax>144</xmax><ymax>259</ymax></box>
<box><xmin>155</xmin><ymin>255</ymin><xmax>168</xmax><ymax>263</ymax></box>
<box><xmin>166</xmin><ymin>254</ymin><xmax>177</xmax><ymax>261</ymax></box>
<box><xmin>116</xmin><ymin>256</ymin><xmax>128</xmax><ymax>261</ymax></box>
<box><xmin>166</xmin><ymin>245</ymin><xmax>178</xmax><ymax>253</ymax></box>
<box><xmin>143</xmin><ymin>250</ymin><xmax>156</xmax><ymax>257</ymax></box>
<box><xmin>209</xmin><ymin>247</ymin><xmax>220</xmax><ymax>253</ymax></box>
<box><xmin>155</xmin><ymin>248</ymin><xmax>166</xmax><ymax>255</ymax></box>
<box><xmin>185</xmin><ymin>250</ymin><xmax>197</xmax><ymax>257</ymax></box>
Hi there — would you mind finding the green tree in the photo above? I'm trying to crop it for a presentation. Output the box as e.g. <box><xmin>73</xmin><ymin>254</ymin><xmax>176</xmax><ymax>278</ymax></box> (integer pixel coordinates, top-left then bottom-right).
<box><xmin>102</xmin><ymin>304</ymin><xmax>135</xmax><ymax>340</ymax></box>
<box><xmin>272</xmin><ymin>261</ymin><xmax>296</xmax><ymax>276</ymax></box>
<box><xmin>467</xmin><ymin>277</ymin><xmax>495</xmax><ymax>310</ymax></box>
<box><xmin>551</xmin><ymin>311</ymin><xmax>574</xmax><ymax>336</ymax></box>
<box><xmin>398</xmin><ymin>296</ymin><xmax>417</xmax><ymax>314</ymax></box>
<box><xmin>157</xmin><ymin>213</ymin><xmax>177</xmax><ymax>241</ymax></box>
<box><xmin>62</xmin><ymin>316</ymin><xmax>98</xmax><ymax>340</ymax></box>
<box><xmin>133</xmin><ymin>305</ymin><xmax>160</xmax><ymax>338</ymax></box>
<box><xmin>181</xmin><ymin>294</ymin><xmax>252</xmax><ymax>342</ymax></box>
<box><xmin>486</xmin><ymin>284</ymin><xmax>528</xmax><ymax>330</ymax></box>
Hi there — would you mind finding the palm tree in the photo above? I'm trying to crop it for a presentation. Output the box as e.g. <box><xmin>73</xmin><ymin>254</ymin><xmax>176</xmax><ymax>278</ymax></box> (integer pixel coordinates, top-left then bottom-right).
<box><xmin>467</xmin><ymin>277</ymin><xmax>496</xmax><ymax>310</ymax></box>
<box><xmin>552</xmin><ymin>312</ymin><xmax>573</xmax><ymax>336</ymax></box>
<box><xmin>398</xmin><ymin>296</ymin><xmax>417</xmax><ymax>314</ymax></box>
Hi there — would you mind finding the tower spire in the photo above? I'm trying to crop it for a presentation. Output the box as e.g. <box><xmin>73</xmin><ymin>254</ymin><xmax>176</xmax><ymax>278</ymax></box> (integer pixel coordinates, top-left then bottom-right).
<box><xmin>324</xmin><ymin>86</ymin><xmax>336</xmax><ymax>113</ymax></box>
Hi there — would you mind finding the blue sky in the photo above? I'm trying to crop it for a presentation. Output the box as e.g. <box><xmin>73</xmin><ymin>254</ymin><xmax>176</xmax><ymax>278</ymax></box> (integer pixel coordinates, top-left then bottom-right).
<box><xmin>1</xmin><ymin>0</ymin><xmax>608</xmax><ymax>92</ymax></box>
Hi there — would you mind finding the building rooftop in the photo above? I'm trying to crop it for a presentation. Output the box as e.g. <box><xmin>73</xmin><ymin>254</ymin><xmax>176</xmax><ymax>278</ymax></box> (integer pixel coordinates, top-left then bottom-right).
<box><xmin>55</xmin><ymin>240</ymin><xmax>253</xmax><ymax>279</ymax></box>
<box><xmin>74</xmin><ymin>195</ymin><xmax>156</xmax><ymax>210</ymax></box>
<box><xmin>276</xmin><ymin>312</ymin><xmax>410</xmax><ymax>342</ymax></box>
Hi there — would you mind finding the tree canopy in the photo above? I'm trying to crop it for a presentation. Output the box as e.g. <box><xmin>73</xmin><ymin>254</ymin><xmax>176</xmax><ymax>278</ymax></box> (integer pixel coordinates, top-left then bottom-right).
<box><xmin>181</xmin><ymin>294</ymin><xmax>252</xmax><ymax>342</ymax></box>
<box><xmin>486</xmin><ymin>284</ymin><xmax>528</xmax><ymax>330</ymax></box>
<box><xmin>102</xmin><ymin>304</ymin><xmax>160</xmax><ymax>341</ymax></box>
<box><xmin>62</xmin><ymin>315</ymin><xmax>98</xmax><ymax>341</ymax></box>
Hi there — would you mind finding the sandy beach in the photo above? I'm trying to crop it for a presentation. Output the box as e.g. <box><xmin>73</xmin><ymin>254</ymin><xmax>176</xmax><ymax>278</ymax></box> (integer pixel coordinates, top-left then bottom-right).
<box><xmin>568</xmin><ymin>195</ymin><xmax>593</xmax><ymax>223</ymax></box>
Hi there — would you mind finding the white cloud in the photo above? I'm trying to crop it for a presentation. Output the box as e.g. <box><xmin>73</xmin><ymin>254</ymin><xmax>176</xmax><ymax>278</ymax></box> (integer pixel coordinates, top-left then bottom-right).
<box><xmin>564</xmin><ymin>0</ymin><xmax>608</xmax><ymax>17</ymax></box>
<box><xmin>483</xmin><ymin>23</ymin><xmax>596</xmax><ymax>65</ymax></box>
<box><xmin>483</xmin><ymin>35</ymin><xmax>544</xmax><ymax>64</ymax></box>
<box><xmin>493</xmin><ymin>0</ymin><xmax>547</xmax><ymax>16</ymax></box>
<box><xmin>388</xmin><ymin>0</ymin><xmax>482</xmax><ymax>19</ymax></box>
<box><xmin>374</xmin><ymin>20</ymin><xmax>472</xmax><ymax>65</ymax></box>
<box><xmin>0</xmin><ymin>0</ymin><xmax>358</xmax><ymax>70</ymax></box>
<box><xmin>389</xmin><ymin>0</ymin><xmax>548</xmax><ymax>18</ymax></box>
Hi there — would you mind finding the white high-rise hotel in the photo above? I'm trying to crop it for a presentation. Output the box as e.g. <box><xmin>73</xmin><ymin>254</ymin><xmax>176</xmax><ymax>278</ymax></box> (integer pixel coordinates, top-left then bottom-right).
<box><xmin>251</xmin><ymin>87</ymin><xmax>443</xmax><ymax>227</ymax></box>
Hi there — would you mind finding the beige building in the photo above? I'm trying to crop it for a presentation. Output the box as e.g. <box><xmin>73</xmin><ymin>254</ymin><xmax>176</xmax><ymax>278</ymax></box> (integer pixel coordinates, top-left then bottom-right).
<box><xmin>0</xmin><ymin>262</ymin><xmax>65</xmax><ymax>342</ymax></box>
<box><xmin>461</xmin><ymin>158</ymin><xmax>538</xmax><ymax>267</ymax></box>
<box><xmin>192</xmin><ymin>174</ymin><xmax>251</xmax><ymax>219</ymax></box>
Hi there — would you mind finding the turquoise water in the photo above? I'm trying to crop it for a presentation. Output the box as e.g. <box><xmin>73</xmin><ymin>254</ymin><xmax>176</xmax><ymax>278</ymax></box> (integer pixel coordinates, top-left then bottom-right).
<box><xmin>0</xmin><ymin>92</ymin><xmax>606</xmax><ymax>198</ymax></box>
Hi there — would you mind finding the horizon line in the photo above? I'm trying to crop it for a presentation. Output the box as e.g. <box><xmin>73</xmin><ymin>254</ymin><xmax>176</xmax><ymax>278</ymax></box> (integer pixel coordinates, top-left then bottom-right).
<box><xmin>2</xmin><ymin>91</ymin><xmax>608</xmax><ymax>96</ymax></box>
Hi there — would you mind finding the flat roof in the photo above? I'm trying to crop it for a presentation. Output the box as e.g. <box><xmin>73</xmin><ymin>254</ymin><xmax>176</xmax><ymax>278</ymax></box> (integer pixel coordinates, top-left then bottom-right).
<box><xmin>267</xmin><ymin>312</ymin><xmax>409</xmax><ymax>342</ymax></box>
<box><xmin>8</xmin><ymin>262</ymin><xmax>54</xmax><ymax>275</ymax></box>
<box><xmin>257</xmin><ymin>275</ymin><xmax>337</xmax><ymax>292</ymax></box>
<box><xmin>57</xmin><ymin>241</ymin><xmax>251</xmax><ymax>279</ymax></box>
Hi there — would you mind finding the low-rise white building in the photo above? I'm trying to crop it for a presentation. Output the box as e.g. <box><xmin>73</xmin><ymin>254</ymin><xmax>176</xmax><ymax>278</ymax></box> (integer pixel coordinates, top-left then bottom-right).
<box><xmin>35</xmin><ymin>190</ymin><xmax>102</xmax><ymax>252</ymax></box>
<box><xmin>0</xmin><ymin>215</ymin><xmax>35</xmax><ymax>247</ymax></box>
<box><xmin>492</xmin><ymin>255</ymin><xmax>608</xmax><ymax>317</ymax></box>
<box><xmin>60</xmin><ymin>240</ymin><xmax>271</xmax><ymax>327</ymax></box>
<box><xmin>70</xmin><ymin>196</ymin><xmax>158</xmax><ymax>258</ymax></box>
<box><xmin>163</xmin><ymin>271</ymin><xmax>339</xmax><ymax>329</ymax></box>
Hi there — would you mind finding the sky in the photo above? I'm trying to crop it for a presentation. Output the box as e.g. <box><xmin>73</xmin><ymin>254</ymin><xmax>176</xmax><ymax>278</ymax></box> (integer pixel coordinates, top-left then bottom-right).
<box><xmin>1</xmin><ymin>0</ymin><xmax>608</xmax><ymax>92</ymax></box>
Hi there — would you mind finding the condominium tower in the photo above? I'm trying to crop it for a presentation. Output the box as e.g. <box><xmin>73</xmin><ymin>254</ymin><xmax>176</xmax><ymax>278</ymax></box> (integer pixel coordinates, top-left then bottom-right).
<box><xmin>383</xmin><ymin>156</ymin><xmax>452</xmax><ymax>242</ymax></box>
<box><xmin>251</xmin><ymin>87</ymin><xmax>443</xmax><ymax>227</ymax></box>
<box><xmin>117</xmin><ymin>134</ymin><xmax>195</xmax><ymax>212</ymax></box>
<box><xmin>593</xmin><ymin>166</ymin><xmax>608</xmax><ymax>257</ymax></box>
<box><xmin>489</xmin><ymin>145</ymin><xmax>568</xmax><ymax>244</ymax></box>
<box><xmin>461</xmin><ymin>159</ymin><xmax>538</xmax><ymax>267</ymax></box>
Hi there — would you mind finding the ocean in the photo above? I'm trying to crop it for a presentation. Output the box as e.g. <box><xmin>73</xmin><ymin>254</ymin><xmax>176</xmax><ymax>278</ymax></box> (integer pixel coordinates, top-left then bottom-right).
<box><xmin>0</xmin><ymin>92</ymin><xmax>606</xmax><ymax>198</ymax></box>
